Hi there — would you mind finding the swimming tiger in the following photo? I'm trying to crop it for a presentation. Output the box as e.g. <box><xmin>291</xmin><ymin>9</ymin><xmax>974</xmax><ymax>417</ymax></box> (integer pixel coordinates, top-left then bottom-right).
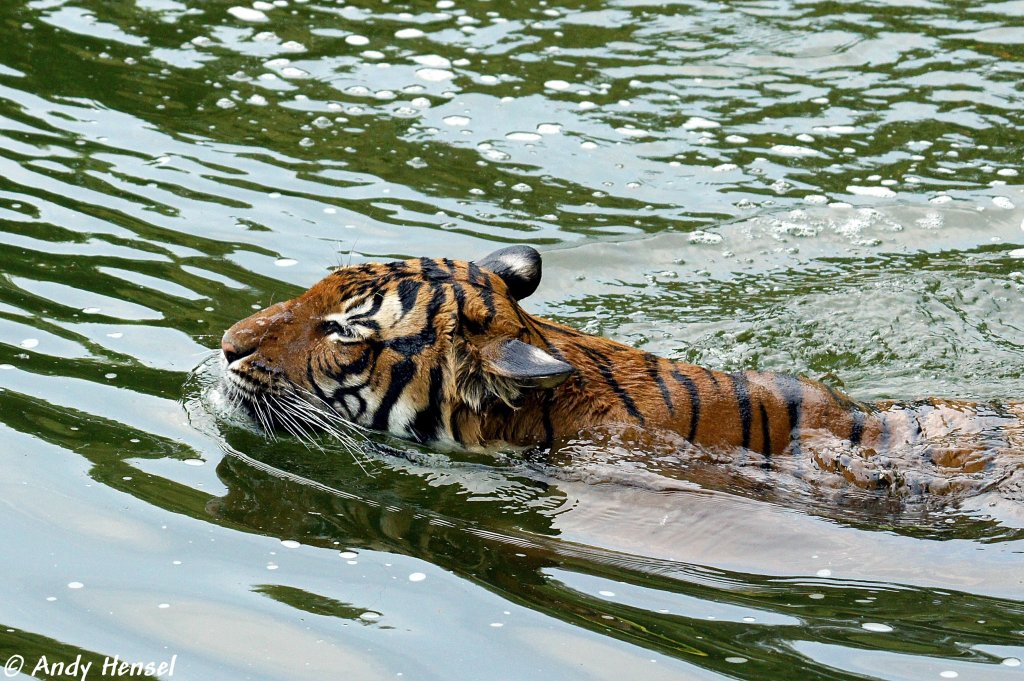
<box><xmin>220</xmin><ymin>245</ymin><xmax>1024</xmax><ymax>490</ymax></box>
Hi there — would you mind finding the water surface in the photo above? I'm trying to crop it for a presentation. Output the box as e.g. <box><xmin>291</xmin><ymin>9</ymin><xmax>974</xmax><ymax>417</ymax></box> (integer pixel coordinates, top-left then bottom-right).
<box><xmin>1</xmin><ymin>0</ymin><xmax>1024</xmax><ymax>679</ymax></box>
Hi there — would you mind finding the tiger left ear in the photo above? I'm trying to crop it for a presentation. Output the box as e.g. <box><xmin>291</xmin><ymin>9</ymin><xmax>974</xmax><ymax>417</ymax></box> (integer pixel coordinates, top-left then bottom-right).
<box><xmin>480</xmin><ymin>338</ymin><xmax>574</xmax><ymax>388</ymax></box>
<box><xmin>475</xmin><ymin>245</ymin><xmax>542</xmax><ymax>300</ymax></box>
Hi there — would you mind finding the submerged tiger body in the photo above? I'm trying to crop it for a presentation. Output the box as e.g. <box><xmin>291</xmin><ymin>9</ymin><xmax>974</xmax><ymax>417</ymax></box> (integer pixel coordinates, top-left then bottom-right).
<box><xmin>221</xmin><ymin>246</ymin><xmax>1024</xmax><ymax>488</ymax></box>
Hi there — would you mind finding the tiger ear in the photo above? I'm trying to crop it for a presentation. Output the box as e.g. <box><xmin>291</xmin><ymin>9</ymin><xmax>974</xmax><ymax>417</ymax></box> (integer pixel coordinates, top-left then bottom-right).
<box><xmin>480</xmin><ymin>338</ymin><xmax>574</xmax><ymax>388</ymax></box>
<box><xmin>475</xmin><ymin>246</ymin><xmax>542</xmax><ymax>300</ymax></box>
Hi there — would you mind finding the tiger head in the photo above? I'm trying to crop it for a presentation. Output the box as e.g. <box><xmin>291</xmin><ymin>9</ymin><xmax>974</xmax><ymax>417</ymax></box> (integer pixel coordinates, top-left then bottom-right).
<box><xmin>220</xmin><ymin>246</ymin><xmax>576</xmax><ymax>446</ymax></box>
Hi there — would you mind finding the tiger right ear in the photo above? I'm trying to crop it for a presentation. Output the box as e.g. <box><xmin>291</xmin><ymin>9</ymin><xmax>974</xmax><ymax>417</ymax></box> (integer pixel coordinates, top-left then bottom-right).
<box><xmin>475</xmin><ymin>246</ymin><xmax>542</xmax><ymax>300</ymax></box>
<box><xmin>479</xmin><ymin>338</ymin><xmax>574</xmax><ymax>389</ymax></box>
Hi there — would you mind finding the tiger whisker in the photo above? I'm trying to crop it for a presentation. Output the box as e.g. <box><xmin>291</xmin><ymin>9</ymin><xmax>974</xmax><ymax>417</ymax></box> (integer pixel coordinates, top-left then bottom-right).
<box><xmin>269</xmin><ymin>395</ymin><xmax>321</xmax><ymax>449</ymax></box>
<box><xmin>278</xmin><ymin>393</ymin><xmax>377</xmax><ymax>476</ymax></box>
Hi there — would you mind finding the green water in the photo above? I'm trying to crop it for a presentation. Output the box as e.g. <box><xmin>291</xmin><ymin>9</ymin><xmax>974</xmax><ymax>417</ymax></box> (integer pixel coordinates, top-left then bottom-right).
<box><xmin>1</xmin><ymin>0</ymin><xmax>1024</xmax><ymax>679</ymax></box>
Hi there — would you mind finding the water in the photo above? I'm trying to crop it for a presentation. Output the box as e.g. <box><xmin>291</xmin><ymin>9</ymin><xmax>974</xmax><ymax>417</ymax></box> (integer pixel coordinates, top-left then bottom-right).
<box><xmin>1</xmin><ymin>0</ymin><xmax>1023</xmax><ymax>679</ymax></box>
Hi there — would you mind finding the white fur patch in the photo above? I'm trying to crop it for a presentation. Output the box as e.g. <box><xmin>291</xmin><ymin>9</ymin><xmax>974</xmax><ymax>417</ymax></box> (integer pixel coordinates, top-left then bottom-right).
<box><xmin>342</xmin><ymin>394</ymin><xmax>364</xmax><ymax>419</ymax></box>
<box><xmin>343</xmin><ymin>296</ymin><xmax>376</xmax><ymax>316</ymax></box>
<box><xmin>374</xmin><ymin>292</ymin><xmax>405</xmax><ymax>327</ymax></box>
<box><xmin>388</xmin><ymin>394</ymin><xmax>418</xmax><ymax>435</ymax></box>
<box><xmin>500</xmin><ymin>252</ymin><xmax>537</xmax><ymax>279</ymax></box>
<box><xmin>529</xmin><ymin>345</ymin><xmax>561</xmax><ymax>365</ymax></box>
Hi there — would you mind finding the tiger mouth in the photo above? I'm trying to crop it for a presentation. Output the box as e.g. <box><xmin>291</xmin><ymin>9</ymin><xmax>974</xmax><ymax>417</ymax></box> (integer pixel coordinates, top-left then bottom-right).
<box><xmin>219</xmin><ymin>368</ymin><xmax>293</xmax><ymax>422</ymax></box>
<box><xmin>218</xmin><ymin>365</ymin><xmax>342</xmax><ymax>433</ymax></box>
<box><xmin>220</xmin><ymin>369</ymin><xmax>275</xmax><ymax>401</ymax></box>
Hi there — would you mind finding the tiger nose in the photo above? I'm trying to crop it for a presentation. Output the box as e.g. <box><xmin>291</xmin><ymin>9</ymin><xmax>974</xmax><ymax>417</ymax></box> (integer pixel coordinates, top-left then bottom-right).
<box><xmin>221</xmin><ymin>329</ymin><xmax>256</xmax><ymax>365</ymax></box>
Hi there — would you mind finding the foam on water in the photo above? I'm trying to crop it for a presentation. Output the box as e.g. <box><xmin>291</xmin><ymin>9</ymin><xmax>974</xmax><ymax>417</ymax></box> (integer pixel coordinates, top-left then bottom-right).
<box><xmin>227</xmin><ymin>6</ymin><xmax>268</xmax><ymax>22</ymax></box>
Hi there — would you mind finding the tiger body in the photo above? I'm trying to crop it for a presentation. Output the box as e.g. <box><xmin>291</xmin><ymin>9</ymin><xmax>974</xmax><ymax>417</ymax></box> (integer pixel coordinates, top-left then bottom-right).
<box><xmin>220</xmin><ymin>246</ymin><xmax>1020</xmax><ymax>482</ymax></box>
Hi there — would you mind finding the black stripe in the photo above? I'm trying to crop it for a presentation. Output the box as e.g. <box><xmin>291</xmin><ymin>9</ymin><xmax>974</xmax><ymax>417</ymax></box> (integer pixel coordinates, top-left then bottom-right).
<box><xmin>450</xmin><ymin>407</ymin><xmax>464</xmax><ymax>444</ymax></box>
<box><xmin>479</xmin><ymin>286</ymin><xmax>496</xmax><ymax>329</ymax></box>
<box><xmin>326</xmin><ymin>346</ymin><xmax>374</xmax><ymax>383</ymax></box>
<box><xmin>307</xmin><ymin>355</ymin><xmax>333</xmax><ymax>406</ymax></box>
<box><xmin>451</xmin><ymin>280</ymin><xmax>486</xmax><ymax>335</ymax></box>
<box><xmin>396</xmin><ymin>279</ymin><xmax>422</xmax><ymax>316</ymax></box>
<box><xmin>850</xmin><ymin>409</ymin><xmax>865</xmax><ymax>446</ymax></box>
<box><xmin>775</xmin><ymin>374</ymin><xmax>803</xmax><ymax>455</ymax></box>
<box><xmin>731</xmin><ymin>372</ymin><xmax>752</xmax><ymax>450</ymax></box>
<box><xmin>385</xmin><ymin>286</ymin><xmax>445</xmax><ymax>356</ymax></box>
<box><xmin>759</xmin><ymin>402</ymin><xmax>772</xmax><ymax>459</ymax></box>
<box><xmin>669</xmin><ymin>369</ymin><xmax>701</xmax><ymax>442</ymax></box>
<box><xmin>466</xmin><ymin>261</ymin><xmax>486</xmax><ymax>284</ymax></box>
<box><xmin>466</xmin><ymin>261</ymin><xmax>497</xmax><ymax>329</ymax></box>
<box><xmin>577</xmin><ymin>345</ymin><xmax>643</xmax><ymax>425</ymax></box>
<box><xmin>410</xmin><ymin>364</ymin><xmax>445</xmax><ymax>442</ymax></box>
<box><xmin>332</xmin><ymin>386</ymin><xmax>368</xmax><ymax>420</ymax></box>
<box><xmin>531</xmin><ymin>317</ymin><xmax>586</xmax><ymax>338</ymax></box>
<box><xmin>702</xmin><ymin>367</ymin><xmax>720</xmax><ymax>388</ymax></box>
<box><xmin>419</xmin><ymin>257</ymin><xmax>451</xmax><ymax>282</ymax></box>
<box><xmin>644</xmin><ymin>353</ymin><xmax>673</xmax><ymax>414</ymax></box>
<box><xmin>347</xmin><ymin>293</ymin><xmax>384</xmax><ymax>321</ymax></box>
<box><xmin>371</xmin><ymin>358</ymin><xmax>416</xmax><ymax>431</ymax></box>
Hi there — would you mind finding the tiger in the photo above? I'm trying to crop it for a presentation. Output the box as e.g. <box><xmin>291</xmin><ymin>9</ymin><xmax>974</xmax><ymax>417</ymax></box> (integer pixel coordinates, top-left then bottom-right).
<box><xmin>220</xmin><ymin>245</ymin><xmax>1024</xmax><ymax>491</ymax></box>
